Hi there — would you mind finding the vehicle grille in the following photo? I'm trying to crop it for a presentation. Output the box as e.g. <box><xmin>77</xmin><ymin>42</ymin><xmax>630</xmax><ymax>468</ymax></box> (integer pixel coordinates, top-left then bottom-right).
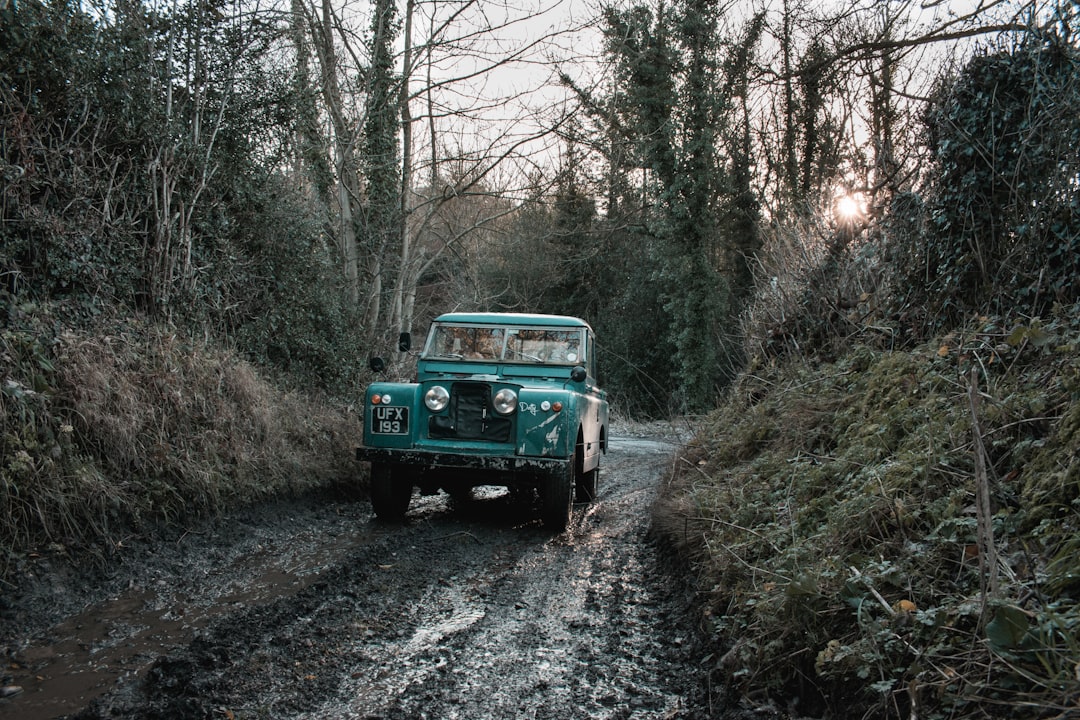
<box><xmin>429</xmin><ymin>382</ymin><xmax>512</xmax><ymax>442</ymax></box>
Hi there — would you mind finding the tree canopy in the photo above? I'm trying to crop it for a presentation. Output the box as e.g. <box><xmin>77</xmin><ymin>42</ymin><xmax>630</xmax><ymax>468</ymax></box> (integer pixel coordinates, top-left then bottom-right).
<box><xmin>2</xmin><ymin>0</ymin><xmax>1077</xmax><ymax>411</ymax></box>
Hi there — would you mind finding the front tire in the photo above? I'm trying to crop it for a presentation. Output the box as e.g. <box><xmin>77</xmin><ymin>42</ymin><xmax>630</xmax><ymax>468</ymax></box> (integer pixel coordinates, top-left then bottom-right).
<box><xmin>541</xmin><ymin>461</ymin><xmax>574</xmax><ymax>531</ymax></box>
<box><xmin>573</xmin><ymin>431</ymin><xmax>599</xmax><ymax>502</ymax></box>
<box><xmin>370</xmin><ymin>463</ymin><xmax>412</xmax><ymax>521</ymax></box>
<box><xmin>576</xmin><ymin>467</ymin><xmax>599</xmax><ymax>502</ymax></box>
<box><xmin>446</xmin><ymin>485</ymin><xmax>473</xmax><ymax>510</ymax></box>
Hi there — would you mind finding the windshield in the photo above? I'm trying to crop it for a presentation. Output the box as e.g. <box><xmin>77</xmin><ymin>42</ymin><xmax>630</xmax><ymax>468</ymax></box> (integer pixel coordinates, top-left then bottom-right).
<box><xmin>423</xmin><ymin>324</ymin><xmax>585</xmax><ymax>365</ymax></box>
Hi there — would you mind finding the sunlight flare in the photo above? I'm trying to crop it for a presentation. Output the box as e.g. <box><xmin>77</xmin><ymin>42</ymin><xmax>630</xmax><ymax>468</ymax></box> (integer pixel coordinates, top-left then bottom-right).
<box><xmin>833</xmin><ymin>191</ymin><xmax>865</xmax><ymax>224</ymax></box>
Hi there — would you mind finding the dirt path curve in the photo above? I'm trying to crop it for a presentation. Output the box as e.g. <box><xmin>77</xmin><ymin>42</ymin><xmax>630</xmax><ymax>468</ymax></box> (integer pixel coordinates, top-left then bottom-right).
<box><xmin>2</xmin><ymin>430</ymin><xmax>729</xmax><ymax>719</ymax></box>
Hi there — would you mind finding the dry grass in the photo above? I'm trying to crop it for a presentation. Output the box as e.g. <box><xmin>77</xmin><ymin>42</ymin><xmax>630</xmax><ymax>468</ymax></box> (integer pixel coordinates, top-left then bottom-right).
<box><xmin>740</xmin><ymin>217</ymin><xmax>893</xmax><ymax>367</ymax></box>
<box><xmin>1</xmin><ymin>307</ymin><xmax>360</xmax><ymax>578</ymax></box>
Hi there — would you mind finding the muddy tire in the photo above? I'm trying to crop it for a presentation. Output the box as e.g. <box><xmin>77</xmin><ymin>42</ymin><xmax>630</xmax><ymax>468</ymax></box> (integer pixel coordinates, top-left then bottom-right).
<box><xmin>446</xmin><ymin>485</ymin><xmax>473</xmax><ymax>509</ymax></box>
<box><xmin>541</xmin><ymin>462</ymin><xmax>574</xmax><ymax>531</ymax></box>
<box><xmin>370</xmin><ymin>463</ymin><xmax>411</xmax><ymax>521</ymax></box>
<box><xmin>507</xmin><ymin>485</ymin><xmax>534</xmax><ymax>507</ymax></box>
<box><xmin>573</xmin><ymin>431</ymin><xmax>599</xmax><ymax>502</ymax></box>
<box><xmin>576</xmin><ymin>467</ymin><xmax>599</xmax><ymax>502</ymax></box>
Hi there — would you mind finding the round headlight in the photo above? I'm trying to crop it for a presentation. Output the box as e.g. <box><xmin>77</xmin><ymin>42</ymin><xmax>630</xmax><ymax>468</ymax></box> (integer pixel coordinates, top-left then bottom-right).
<box><xmin>424</xmin><ymin>385</ymin><xmax>450</xmax><ymax>412</ymax></box>
<box><xmin>493</xmin><ymin>388</ymin><xmax>518</xmax><ymax>415</ymax></box>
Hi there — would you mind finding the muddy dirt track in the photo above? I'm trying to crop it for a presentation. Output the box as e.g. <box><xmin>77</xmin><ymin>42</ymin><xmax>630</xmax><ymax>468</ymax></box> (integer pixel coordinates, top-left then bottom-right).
<box><xmin>1</xmin><ymin>429</ymin><xmax>752</xmax><ymax>720</ymax></box>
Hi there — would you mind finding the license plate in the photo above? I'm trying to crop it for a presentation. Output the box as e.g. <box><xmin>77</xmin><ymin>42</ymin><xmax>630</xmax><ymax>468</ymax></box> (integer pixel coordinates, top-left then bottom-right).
<box><xmin>371</xmin><ymin>406</ymin><xmax>409</xmax><ymax>435</ymax></box>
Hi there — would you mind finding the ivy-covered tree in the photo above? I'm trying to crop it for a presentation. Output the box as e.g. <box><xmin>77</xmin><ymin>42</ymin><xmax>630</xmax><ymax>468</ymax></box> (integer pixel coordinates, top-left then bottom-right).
<box><xmin>566</xmin><ymin>0</ymin><xmax>755</xmax><ymax>413</ymax></box>
<box><xmin>656</xmin><ymin>0</ymin><xmax>734</xmax><ymax>412</ymax></box>
<box><xmin>543</xmin><ymin>140</ymin><xmax>602</xmax><ymax>319</ymax></box>
<box><xmin>597</xmin><ymin>1</ymin><xmax>684</xmax><ymax>414</ymax></box>
<box><xmin>911</xmin><ymin>32</ymin><xmax>1080</xmax><ymax>325</ymax></box>
<box><xmin>361</xmin><ymin>0</ymin><xmax>402</xmax><ymax>334</ymax></box>
<box><xmin>719</xmin><ymin>12</ymin><xmax>764</xmax><ymax>304</ymax></box>
<box><xmin>601</xmin><ymin>2</ymin><xmax>680</xmax><ymax>195</ymax></box>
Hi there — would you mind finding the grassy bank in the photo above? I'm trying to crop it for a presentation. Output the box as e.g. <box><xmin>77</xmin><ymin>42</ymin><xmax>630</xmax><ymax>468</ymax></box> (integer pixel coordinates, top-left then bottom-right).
<box><xmin>653</xmin><ymin>306</ymin><xmax>1080</xmax><ymax>718</ymax></box>
<box><xmin>1</xmin><ymin>300</ymin><xmax>361</xmax><ymax>581</ymax></box>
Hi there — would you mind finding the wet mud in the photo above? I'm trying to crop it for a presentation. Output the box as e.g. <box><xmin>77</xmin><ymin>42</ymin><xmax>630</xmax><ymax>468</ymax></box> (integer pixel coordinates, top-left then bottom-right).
<box><xmin>2</xmin><ymin>430</ymin><xmax>740</xmax><ymax>719</ymax></box>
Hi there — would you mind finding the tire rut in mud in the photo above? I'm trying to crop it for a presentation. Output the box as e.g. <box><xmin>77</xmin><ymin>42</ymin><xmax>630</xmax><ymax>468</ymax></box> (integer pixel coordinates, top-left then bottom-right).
<box><xmin>17</xmin><ymin>433</ymin><xmax>721</xmax><ymax>719</ymax></box>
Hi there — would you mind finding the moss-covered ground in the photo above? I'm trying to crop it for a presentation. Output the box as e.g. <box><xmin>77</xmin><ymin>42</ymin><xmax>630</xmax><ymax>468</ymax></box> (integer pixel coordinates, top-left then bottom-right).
<box><xmin>653</xmin><ymin>305</ymin><xmax>1080</xmax><ymax>718</ymax></box>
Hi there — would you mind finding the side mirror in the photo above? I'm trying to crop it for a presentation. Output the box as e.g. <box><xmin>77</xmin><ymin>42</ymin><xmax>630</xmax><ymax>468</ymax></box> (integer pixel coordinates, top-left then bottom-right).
<box><xmin>369</xmin><ymin>356</ymin><xmax>386</xmax><ymax>373</ymax></box>
<box><xmin>571</xmin><ymin>366</ymin><xmax>587</xmax><ymax>383</ymax></box>
<box><xmin>398</xmin><ymin>332</ymin><xmax>411</xmax><ymax>352</ymax></box>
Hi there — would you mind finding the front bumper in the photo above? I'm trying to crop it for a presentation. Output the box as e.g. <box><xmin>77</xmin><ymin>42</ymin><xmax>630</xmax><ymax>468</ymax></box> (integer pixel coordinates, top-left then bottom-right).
<box><xmin>355</xmin><ymin>446</ymin><xmax>569</xmax><ymax>474</ymax></box>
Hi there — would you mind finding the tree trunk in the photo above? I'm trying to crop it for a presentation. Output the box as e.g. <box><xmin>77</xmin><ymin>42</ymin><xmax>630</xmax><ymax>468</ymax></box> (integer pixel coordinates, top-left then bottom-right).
<box><xmin>390</xmin><ymin>0</ymin><xmax>416</xmax><ymax>357</ymax></box>
<box><xmin>781</xmin><ymin>0</ymin><xmax>798</xmax><ymax>205</ymax></box>
<box><xmin>313</xmin><ymin>0</ymin><xmax>361</xmax><ymax>308</ymax></box>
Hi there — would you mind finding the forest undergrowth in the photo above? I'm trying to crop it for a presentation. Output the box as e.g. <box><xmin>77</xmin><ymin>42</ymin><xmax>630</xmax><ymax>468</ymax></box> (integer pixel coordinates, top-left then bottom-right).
<box><xmin>653</xmin><ymin>304</ymin><xmax>1080</xmax><ymax>718</ymax></box>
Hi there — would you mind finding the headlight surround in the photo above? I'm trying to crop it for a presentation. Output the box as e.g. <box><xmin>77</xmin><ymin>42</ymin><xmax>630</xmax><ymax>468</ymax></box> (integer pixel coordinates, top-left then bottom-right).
<box><xmin>492</xmin><ymin>388</ymin><xmax>518</xmax><ymax>415</ymax></box>
<box><xmin>424</xmin><ymin>385</ymin><xmax>450</xmax><ymax>412</ymax></box>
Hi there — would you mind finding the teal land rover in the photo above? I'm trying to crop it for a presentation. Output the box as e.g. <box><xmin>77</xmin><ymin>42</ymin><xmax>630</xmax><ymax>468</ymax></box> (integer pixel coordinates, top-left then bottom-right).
<box><xmin>356</xmin><ymin>312</ymin><xmax>609</xmax><ymax>530</ymax></box>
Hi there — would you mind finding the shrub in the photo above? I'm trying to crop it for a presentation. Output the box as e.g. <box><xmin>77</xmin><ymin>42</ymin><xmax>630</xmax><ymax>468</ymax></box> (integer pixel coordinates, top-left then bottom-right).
<box><xmin>906</xmin><ymin>35</ymin><xmax>1080</xmax><ymax>327</ymax></box>
<box><xmin>1</xmin><ymin>300</ymin><xmax>359</xmax><ymax>580</ymax></box>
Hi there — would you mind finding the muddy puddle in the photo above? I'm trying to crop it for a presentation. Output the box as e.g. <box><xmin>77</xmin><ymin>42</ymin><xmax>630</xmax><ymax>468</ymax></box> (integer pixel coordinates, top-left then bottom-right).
<box><xmin>3</xmin><ymin>503</ymin><xmax>380</xmax><ymax>720</ymax></box>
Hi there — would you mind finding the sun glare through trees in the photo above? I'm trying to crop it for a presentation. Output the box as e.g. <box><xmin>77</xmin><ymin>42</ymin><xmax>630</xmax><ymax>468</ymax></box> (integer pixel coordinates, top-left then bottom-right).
<box><xmin>833</xmin><ymin>191</ymin><xmax>865</xmax><ymax>223</ymax></box>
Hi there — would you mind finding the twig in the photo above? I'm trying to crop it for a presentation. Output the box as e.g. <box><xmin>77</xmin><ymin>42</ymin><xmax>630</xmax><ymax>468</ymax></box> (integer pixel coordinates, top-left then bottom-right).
<box><xmin>983</xmin><ymin>415</ymin><xmax>1063</xmax><ymax>437</ymax></box>
<box><xmin>968</xmin><ymin>368</ymin><xmax>999</xmax><ymax>617</ymax></box>
<box><xmin>849</xmin><ymin>566</ymin><xmax>895</xmax><ymax>616</ymax></box>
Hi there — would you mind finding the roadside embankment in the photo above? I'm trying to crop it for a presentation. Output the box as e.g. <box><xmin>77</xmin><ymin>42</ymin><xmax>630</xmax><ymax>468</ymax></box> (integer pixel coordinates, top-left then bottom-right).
<box><xmin>652</xmin><ymin>306</ymin><xmax>1080</xmax><ymax>719</ymax></box>
<box><xmin>1</xmin><ymin>301</ymin><xmax>361</xmax><ymax>587</ymax></box>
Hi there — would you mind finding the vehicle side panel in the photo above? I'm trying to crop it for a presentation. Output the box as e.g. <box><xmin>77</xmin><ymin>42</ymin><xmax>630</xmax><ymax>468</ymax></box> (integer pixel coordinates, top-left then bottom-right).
<box><xmin>578</xmin><ymin>383</ymin><xmax>607</xmax><ymax>472</ymax></box>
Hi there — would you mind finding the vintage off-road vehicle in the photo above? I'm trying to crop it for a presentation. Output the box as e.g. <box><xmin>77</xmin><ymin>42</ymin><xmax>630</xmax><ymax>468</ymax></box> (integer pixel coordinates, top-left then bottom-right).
<box><xmin>356</xmin><ymin>312</ymin><xmax>609</xmax><ymax>530</ymax></box>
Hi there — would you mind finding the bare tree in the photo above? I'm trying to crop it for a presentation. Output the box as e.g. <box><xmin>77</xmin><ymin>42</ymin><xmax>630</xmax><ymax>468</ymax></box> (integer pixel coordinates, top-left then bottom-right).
<box><xmin>147</xmin><ymin>0</ymin><xmax>262</xmax><ymax>313</ymax></box>
<box><xmin>746</xmin><ymin>0</ymin><xmax>1030</xmax><ymax>221</ymax></box>
<box><xmin>385</xmin><ymin>0</ymin><xmax>592</xmax><ymax>344</ymax></box>
<box><xmin>287</xmin><ymin>0</ymin><xmax>594</xmax><ymax>351</ymax></box>
<box><xmin>289</xmin><ymin>0</ymin><xmax>367</xmax><ymax>310</ymax></box>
